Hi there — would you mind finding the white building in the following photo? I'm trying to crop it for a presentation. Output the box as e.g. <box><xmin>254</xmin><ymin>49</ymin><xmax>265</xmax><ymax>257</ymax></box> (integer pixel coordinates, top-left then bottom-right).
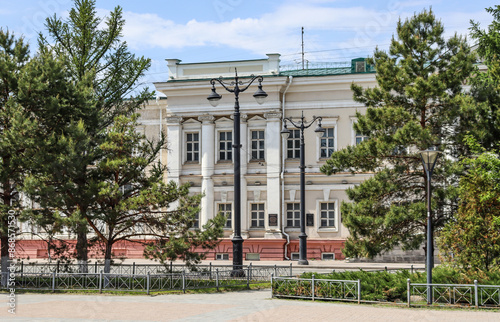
<box><xmin>144</xmin><ymin>54</ymin><xmax>376</xmax><ymax>261</ymax></box>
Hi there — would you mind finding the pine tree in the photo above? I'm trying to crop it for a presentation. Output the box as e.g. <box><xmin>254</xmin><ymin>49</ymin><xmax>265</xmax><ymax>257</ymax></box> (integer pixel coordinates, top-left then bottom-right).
<box><xmin>1</xmin><ymin>30</ymin><xmax>90</xmax><ymax>281</ymax></box>
<box><xmin>87</xmin><ymin>115</ymin><xmax>224</xmax><ymax>273</ymax></box>
<box><xmin>464</xmin><ymin>5</ymin><xmax>500</xmax><ymax>150</ymax></box>
<box><xmin>0</xmin><ymin>29</ymin><xmax>32</xmax><ymax>283</ymax></box>
<box><xmin>33</xmin><ymin>0</ymin><xmax>152</xmax><ymax>268</ymax></box>
<box><xmin>320</xmin><ymin>9</ymin><xmax>476</xmax><ymax>258</ymax></box>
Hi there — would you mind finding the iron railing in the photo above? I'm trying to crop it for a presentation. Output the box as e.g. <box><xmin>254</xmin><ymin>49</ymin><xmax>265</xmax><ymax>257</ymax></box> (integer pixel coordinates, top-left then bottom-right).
<box><xmin>271</xmin><ymin>275</ymin><xmax>361</xmax><ymax>303</ymax></box>
<box><xmin>407</xmin><ymin>279</ymin><xmax>500</xmax><ymax>308</ymax></box>
<box><xmin>14</xmin><ymin>261</ymin><xmax>293</xmax><ymax>277</ymax></box>
<box><xmin>2</xmin><ymin>264</ymin><xmax>292</xmax><ymax>294</ymax></box>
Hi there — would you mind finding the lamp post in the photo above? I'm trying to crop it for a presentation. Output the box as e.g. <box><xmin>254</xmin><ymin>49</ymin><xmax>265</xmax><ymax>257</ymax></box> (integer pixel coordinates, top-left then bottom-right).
<box><xmin>418</xmin><ymin>149</ymin><xmax>441</xmax><ymax>305</ymax></box>
<box><xmin>208</xmin><ymin>69</ymin><xmax>267</xmax><ymax>276</ymax></box>
<box><xmin>281</xmin><ymin>112</ymin><xmax>325</xmax><ymax>265</ymax></box>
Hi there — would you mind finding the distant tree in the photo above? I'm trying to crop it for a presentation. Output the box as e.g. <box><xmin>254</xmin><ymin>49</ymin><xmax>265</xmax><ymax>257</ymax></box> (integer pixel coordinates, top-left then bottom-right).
<box><xmin>86</xmin><ymin>115</ymin><xmax>224</xmax><ymax>272</ymax></box>
<box><xmin>0</xmin><ymin>29</ymin><xmax>32</xmax><ymax>283</ymax></box>
<box><xmin>32</xmin><ymin>0</ymin><xmax>152</xmax><ymax>268</ymax></box>
<box><xmin>320</xmin><ymin>9</ymin><xmax>476</xmax><ymax>258</ymax></box>
<box><xmin>439</xmin><ymin>137</ymin><xmax>500</xmax><ymax>272</ymax></box>
<box><xmin>1</xmin><ymin>29</ymin><xmax>91</xmax><ymax>280</ymax></box>
<box><xmin>463</xmin><ymin>5</ymin><xmax>500</xmax><ymax>150</ymax></box>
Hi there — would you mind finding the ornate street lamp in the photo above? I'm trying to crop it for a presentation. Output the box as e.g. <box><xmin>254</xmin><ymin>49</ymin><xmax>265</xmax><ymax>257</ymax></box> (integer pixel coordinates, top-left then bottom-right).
<box><xmin>208</xmin><ymin>69</ymin><xmax>267</xmax><ymax>276</ymax></box>
<box><xmin>418</xmin><ymin>148</ymin><xmax>442</xmax><ymax>304</ymax></box>
<box><xmin>281</xmin><ymin>112</ymin><xmax>325</xmax><ymax>265</ymax></box>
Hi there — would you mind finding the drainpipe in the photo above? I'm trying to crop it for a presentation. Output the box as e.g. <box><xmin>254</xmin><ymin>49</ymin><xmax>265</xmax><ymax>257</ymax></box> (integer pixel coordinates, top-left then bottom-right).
<box><xmin>158</xmin><ymin>97</ymin><xmax>162</xmax><ymax>162</ymax></box>
<box><xmin>281</xmin><ymin>76</ymin><xmax>293</xmax><ymax>260</ymax></box>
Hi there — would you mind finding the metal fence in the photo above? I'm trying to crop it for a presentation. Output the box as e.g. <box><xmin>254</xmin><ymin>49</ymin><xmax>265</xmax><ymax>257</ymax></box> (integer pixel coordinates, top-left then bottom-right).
<box><xmin>407</xmin><ymin>279</ymin><xmax>500</xmax><ymax>308</ymax></box>
<box><xmin>271</xmin><ymin>276</ymin><xmax>500</xmax><ymax>308</ymax></box>
<box><xmin>14</xmin><ymin>261</ymin><xmax>293</xmax><ymax>277</ymax></box>
<box><xmin>2</xmin><ymin>264</ymin><xmax>292</xmax><ymax>294</ymax></box>
<box><xmin>271</xmin><ymin>275</ymin><xmax>361</xmax><ymax>303</ymax></box>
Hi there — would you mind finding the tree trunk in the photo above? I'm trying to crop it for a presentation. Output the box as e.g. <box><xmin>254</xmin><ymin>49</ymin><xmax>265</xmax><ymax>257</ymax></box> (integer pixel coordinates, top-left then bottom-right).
<box><xmin>104</xmin><ymin>242</ymin><xmax>113</xmax><ymax>274</ymax></box>
<box><xmin>76</xmin><ymin>226</ymin><xmax>88</xmax><ymax>273</ymax></box>
<box><xmin>1</xmin><ymin>234</ymin><xmax>9</xmax><ymax>287</ymax></box>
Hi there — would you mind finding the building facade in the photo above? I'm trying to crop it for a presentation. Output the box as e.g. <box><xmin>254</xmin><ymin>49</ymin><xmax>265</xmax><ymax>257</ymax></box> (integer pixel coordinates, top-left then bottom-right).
<box><xmin>13</xmin><ymin>54</ymin><xmax>380</xmax><ymax>261</ymax></box>
<box><xmin>146</xmin><ymin>54</ymin><xmax>376</xmax><ymax>261</ymax></box>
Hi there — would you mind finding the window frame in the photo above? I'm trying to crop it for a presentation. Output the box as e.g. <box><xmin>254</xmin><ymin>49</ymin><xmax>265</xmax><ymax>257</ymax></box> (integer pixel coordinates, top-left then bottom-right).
<box><xmin>217</xmin><ymin>202</ymin><xmax>233</xmax><ymax>230</ymax></box>
<box><xmin>250</xmin><ymin>129</ymin><xmax>265</xmax><ymax>161</ymax></box>
<box><xmin>249</xmin><ymin>202</ymin><xmax>265</xmax><ymax>229</ymax></box>
<box><xmin>319</xmin><ymin>127</ymin><xmax>336</xmax><ymax>159</ymax></box>
<box><xmin>185</xmin><ymin>131</ymin><xmax>200</xmax><ymax>163</ymax></box>
<box><xmin>286</xmin><ymin>129</ymin><xmax>301</xmax><ymax>159</ymax></box>
<box><xmin>217</xmin><ymin>130</ymin><xmax>233</xmax><ymax>162</ymax></box>
<box><xmin>316</xmin><ymin>119</ymin><xmax>337</xmax><ymax>161</ymax></box>
<box><xmin>286</xmin><ymin>203</ymin><xmax>301</xmax><ymax>228</ymax></box>
<box><xmin>316</xmin><ymin>200</ymin><xmax>339</xmax><ymax>232</ymax></box>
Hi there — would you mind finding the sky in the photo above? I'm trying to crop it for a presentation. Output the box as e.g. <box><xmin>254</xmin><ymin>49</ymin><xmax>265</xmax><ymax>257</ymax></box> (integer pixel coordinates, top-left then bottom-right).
<box><xmin>0</xmin><ymin>0</ymin><xmax>497</xmax><ymax>93</ymax></box>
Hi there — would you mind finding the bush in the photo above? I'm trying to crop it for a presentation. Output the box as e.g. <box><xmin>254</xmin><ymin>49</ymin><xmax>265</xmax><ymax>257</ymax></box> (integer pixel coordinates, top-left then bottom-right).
<box><xmin>299</xmin><ymin>266</ymin><xmax>500</xmax><ymax>302</ymax></box>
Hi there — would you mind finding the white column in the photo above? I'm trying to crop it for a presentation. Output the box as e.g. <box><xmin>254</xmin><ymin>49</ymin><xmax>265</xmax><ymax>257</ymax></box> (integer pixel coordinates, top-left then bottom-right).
<box><xmin>199</xmin><ymin>115</ymin><xmax>215</xmax><ymax>228</ymax></box>
<box><xmin>166</xmin><ymin>116</ymin><xmax>183</xmax><ymax>186</ymax></box>
<box><xmin>265</xmin><ymin>111</ymin><xmax>283</xmax><ymax>238</ymax></box>
<box><xmin>240</xmin><ymin>114</ymin><xmax>249</xmax><ymax>238</ymax></box>
<box><xmin>166</xmin><ymin>116</ymin><xmax>182</xmax><ymax>211</ymax></box>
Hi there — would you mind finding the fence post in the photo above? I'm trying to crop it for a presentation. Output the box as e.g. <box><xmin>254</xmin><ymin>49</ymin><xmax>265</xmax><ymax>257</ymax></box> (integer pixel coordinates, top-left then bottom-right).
<box><xmin>474</xmin><ymin>280</ymin><xmax>478</xmax><ymax>309</ymax></box>
<box><xmin>133</xmin><ymin>262</ymin><xmax>136</xmax><ymax>275</ymax></box>
<box><xmin>216</xmin><ymin>268</ymin><xmax>219</xmax><ymax>292</ymax></box>
<box><xmin>147</xmin><ymin>272</ymin><xmax>150</xmax><ymax>295</ymax></box>
<box><xmin>209</xmin><ymin>262</ymin><xmax>212</xmax><ymax>280</ymax></box>
<box><xmin>56</xmin><ymin>260</ymin><xmax>60</xmax><ymax>274</ymax></box>
<box><xmin>182</xmin><ymin>270</ymin><xmax>186</xmax><ymax>293</ymax></box>
<box><xmin>170</xmin><ymin>261</ymin><xmax>173</xmax><ymax>273</ymax></box>
<box><xmin>21</xmin><ymin>261</ymin><xmax>23</xmax><ymax>279</ymax></box>
<box><xmin>358</xmin><ymin>279</ymin><xmax>361</xmax><ymax>304</ymax></box>
<box><xmin>407</xmin><ymin>279</ymin><xmax>411</xmax><ymax>308</ymax></box>
<box><xmin>95</xmin><ymin>262</ymin><xmax>98</xmax><ymax>274</ymax></box>
<box><xmin>312</xmin><ymin>274</ymin><xmax>315</xmax><ymax>301</ymax></box>
<box><xmin>271</xmin><ymin>273</ymin><xmax>274</xmax><ymax>298</ymax></box>
<box><xmin>99</xmin><ymin>270</ymin><xmax>103</xmax><ymax>293</ymax></box>
<box><xmin>274</xmin><ymin>265</ymin><xmax>277</xmax><ymax>277</ymax></box>
<box><xmin>52</xmin><ymin>271</ymin><xmax>56</xmax><ymax>292</ymax></box>
<box><xmin>290</xmin><ymin>263</ymin><xmax>292</xmax><ymax>277</ymax></box>
<box><xmin>247</xmin><ymin>265</ymin><xmax>250</xmax><ymax>289</ymax></box>
<box><xmin>249</xmin><ymin>263</ymin><xmax>252</xmax><ymax>281</ymax></box>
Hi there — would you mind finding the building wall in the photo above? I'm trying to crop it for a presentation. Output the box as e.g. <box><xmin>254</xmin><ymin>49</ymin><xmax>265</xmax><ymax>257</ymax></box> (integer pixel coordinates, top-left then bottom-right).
<box><xmin>148</xmin><ymin>54</ymin><xmax>376</xmax><ymax>261</ymax></box>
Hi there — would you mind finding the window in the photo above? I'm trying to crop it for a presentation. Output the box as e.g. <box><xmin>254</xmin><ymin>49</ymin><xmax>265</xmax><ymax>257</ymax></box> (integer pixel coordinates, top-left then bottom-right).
<box><xmin>290</xmin><ymin>253</ymin><xmax>300</xmax><ymax>261</ymax></box>
<box><xmin>355</xmin><ymin>131</ymin><xmax>368</xmax><ymax>145</ymax></box>
<box><xmin>322</xmin><ymin>253</ymin><xmax>335</xmax><ymax>260</ymax></box>
<box><xmin>251</xmin><ymin>130</ymin><xmax>265</xmax><ymax>160</ymax></box>
<box><xmin>286</xmin><ymin>203</ymin><xmax>300</xmax><ymax>228</ymax></box>
<box><xmin>286</xmin><ymin>129</ymin><xmax>300</xmax><ymax>159</ymax></box>
<box><xmin>218</xmin><ymin>203</ymin><xmax>232</xmax><ymax>229</ymax></box>
<box><xmin>193</xmin><ymin>212</ymin><xmax>200</xmax><ymax>229</ymax></box>
<box><xmin>219</xmin><ymin>131</ymin><xmax>232</xmax><ymax>161</ymax></box>
<box><xmin>320</xmin><ymin>128</ymin><xmax>335</xmax><ymax>158</ymax></box>
<box><xmin>186</xmin><ymin>132</ymin><xmax>199</xmax><ymax>162</ymax></box>
<box><xmin>320</xmin><ymin>202</ymin><xmax>336</xmax><ymax>228</ymax></box>
<box><xmin>216</xmin><ymin>253</ymin><xmax>229</xmax><ymax>260</ymax></box>
<box><xmin>250</xmin><ymin>203</ymin><xmax>265</xmax><ymax>228</ymax></box>
<box><xmin>246</xmin><ymin>253</ymin><xmax>260</xmax><ymax>261</ymax></box>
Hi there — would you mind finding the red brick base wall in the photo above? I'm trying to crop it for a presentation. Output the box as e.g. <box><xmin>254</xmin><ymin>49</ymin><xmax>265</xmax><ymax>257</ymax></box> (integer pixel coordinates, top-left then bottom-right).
<box><xmin>10</xmin><ymin>238</ymin><xmax>345</xmax><ymax>261</ymax></box>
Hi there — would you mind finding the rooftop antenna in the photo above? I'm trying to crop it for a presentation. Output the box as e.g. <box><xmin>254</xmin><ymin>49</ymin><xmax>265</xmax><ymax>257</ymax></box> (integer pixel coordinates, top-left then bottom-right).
<box><xmin>301</xmin><ymin>27</ymin><xmax>305</xmax><ymax>70</ymax></box>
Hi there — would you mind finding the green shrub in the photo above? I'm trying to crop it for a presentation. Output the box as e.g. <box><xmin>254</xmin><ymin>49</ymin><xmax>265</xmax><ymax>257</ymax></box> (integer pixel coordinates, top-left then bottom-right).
<box><xmin>299</xmin><ymin>266</ymin><xmax>500</xmax><ymax>302</ymax></box>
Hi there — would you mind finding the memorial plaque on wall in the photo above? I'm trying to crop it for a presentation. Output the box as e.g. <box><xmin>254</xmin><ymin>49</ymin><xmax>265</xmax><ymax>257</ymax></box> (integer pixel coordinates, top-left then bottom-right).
<box><xmin>306</xmin><ymin>213</ymin><xmax>314</xmax><ymax>226</ymax></box>
<box><xmin>268</xmin><ymin>213</ymin><xmax>278</xmax><ymax>226</ymax></box>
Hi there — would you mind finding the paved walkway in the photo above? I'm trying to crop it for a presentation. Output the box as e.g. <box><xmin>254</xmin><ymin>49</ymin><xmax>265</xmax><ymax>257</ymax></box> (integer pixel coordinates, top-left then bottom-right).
<box><xmin>2</xmin><ymin>289</ymin><xmax>499</xmax><ymax>321</ymax></box>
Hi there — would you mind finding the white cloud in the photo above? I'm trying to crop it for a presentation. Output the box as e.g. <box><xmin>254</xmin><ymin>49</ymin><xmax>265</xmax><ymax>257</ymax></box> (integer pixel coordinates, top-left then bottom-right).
<box><xmin>120</xmin><ymin>2</ymin><xmax>494</xmax><ymax>62</ymax></box>
<box><xmin>121</xmin><ymin>3</ymin><xmax>397</xmax><ymax>59</ymax></box>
